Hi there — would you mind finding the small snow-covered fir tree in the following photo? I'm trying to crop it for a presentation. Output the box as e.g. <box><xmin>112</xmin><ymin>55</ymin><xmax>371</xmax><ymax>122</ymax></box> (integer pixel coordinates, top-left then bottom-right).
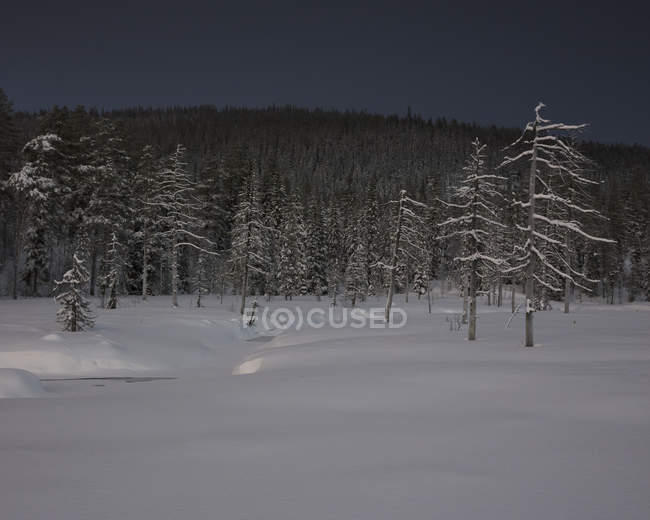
<box><xmin>438</xmin><ymin>139</ymin><xmax>508</xmax><ymax>340</ymax></box>
<box><xmin>412</xmin><ymin>264</ymin><xmax>428</xmax><ymax>299</ymax></box>
<box><xmin>55</xmin><ymin>253</ymin><xmax>95</xmax><ymax>332</ymax></box>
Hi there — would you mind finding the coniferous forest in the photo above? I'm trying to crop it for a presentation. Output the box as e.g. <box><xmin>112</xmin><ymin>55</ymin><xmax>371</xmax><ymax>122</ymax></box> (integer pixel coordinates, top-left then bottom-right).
<box><xmin>1</xmin><ymin>87</ymin><xmax>649</xmax><ymax>324</ymax></box>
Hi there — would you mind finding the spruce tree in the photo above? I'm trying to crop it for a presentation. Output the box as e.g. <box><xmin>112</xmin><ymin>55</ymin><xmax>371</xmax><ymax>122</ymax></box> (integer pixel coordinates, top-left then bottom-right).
<box><xmin>153</xmin><ymin>144</ymin><xmax>216</xmax><ymax>307</ymax></box>
<box><xmin>55</xmin><ymin>253</ymin><xmax>95</xmax><ymax>332</ymax></box>
<box><xmin>304</xmin><ymin>199</ymin><xmax>328</xmax><ymax>300</ymax></box>
<box><xmin>105</xmin><ymin>232</ymin><xmax>124</xmax><ymax>310</ymax></box>
<box><xmin>344</xmin><ymin>239</ymin><xmax>368</xmax><ymax>306</ymax></box>
<box><xmin>379</xmin><ymin>190</ymin><xmax>428</xmax><ymax>322</ymax></box>
<box><xmin>277</xmin><ymin>196</ymin><xmax>307</xmax><ymax>299</ymax></box>
<box><xmin>230</xmin><ymin>162</ymin><xmax>269</xmax><ymax>314</ymax></box>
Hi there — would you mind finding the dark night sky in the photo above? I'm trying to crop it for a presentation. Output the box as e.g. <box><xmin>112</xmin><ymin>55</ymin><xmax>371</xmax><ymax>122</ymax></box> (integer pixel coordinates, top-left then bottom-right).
<box><xmin>2</xmin><ymin>1</ymin><xmax>649</xmax><ymax>145</ymax></box>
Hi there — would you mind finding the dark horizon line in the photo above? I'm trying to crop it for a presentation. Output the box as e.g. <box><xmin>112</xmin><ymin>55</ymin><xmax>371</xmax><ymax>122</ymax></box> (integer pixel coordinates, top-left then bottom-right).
<box><xmin>12</xmin><ymin>101</ymin><xmax>649</xmax><ymax>150</ymax></box>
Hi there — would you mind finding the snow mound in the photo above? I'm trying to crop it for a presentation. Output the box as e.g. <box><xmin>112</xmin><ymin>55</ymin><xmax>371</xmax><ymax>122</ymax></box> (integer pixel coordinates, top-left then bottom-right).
<box><xmin>41</xmin><ymin>334</ymin><xmax>62</xmax><ymax>342</ymax></box>
<box><xmin>0</xmin><ymin>368</ymin><xmax>46</xmax><ymax>398</ymax></box>
<box><xmin>232</xmin><ymin>357</ymin><xmax>263</xmax><ymax>375</ymax></box>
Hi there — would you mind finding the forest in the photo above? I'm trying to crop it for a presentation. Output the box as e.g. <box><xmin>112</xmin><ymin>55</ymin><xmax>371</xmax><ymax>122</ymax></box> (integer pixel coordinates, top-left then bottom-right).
<box><xmin>1</xmin><ymin>87</ymin><xmax>649</xmax><ymax>339</ymax></box>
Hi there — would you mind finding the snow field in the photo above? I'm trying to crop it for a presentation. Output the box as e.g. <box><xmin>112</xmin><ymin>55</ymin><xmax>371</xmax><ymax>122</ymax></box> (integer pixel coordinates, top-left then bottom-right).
<box><xmin>0</xmin><ymin>294</ymin><xmax>649</xmax><ymax>519</ymax></box>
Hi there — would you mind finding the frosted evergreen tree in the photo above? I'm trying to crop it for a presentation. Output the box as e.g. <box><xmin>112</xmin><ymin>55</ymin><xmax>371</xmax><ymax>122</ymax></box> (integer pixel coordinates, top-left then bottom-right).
<box><xmin>152</xmin><ymin>144</ymin><xmax>217</xmax><ymax>307</ymax></box>
<box><xmin>55</xmin><ymin>253</ymin><xmax>95</xmax><ymax>332</ymax></box>
<box><xmin>262</xmin><ymin>178</ymin><xmax>286</xmax><ymax>299</ymax></box>
<box><xmin>230</xmin><ymin>163</ymin><xmax>269</xmax><ymax>314</ymax></box>
<box><xmin>378</xmin><ymin>190</ymin><xmax>428</xmax><ymax>322</ymax></box>
<box><xmin>344</xmin><ymin>238</ymin><xmax>368</xmax><ymax>306</ymax></box>
<box><xmin>105</xmin><ymin>231</ymin><xmax>124</xmax><ymax>310</ymax></box>
<box><xmin>500</xmin><ymin>103</ymin><xmax>615</xmax><ymax>346</ymax></box>
<box><xmin>6</xmin><ymin>134</ymin><xmax>60</xmax><ymax>298</ymax></box>
<box><xmin>324</xmin><ymin>199</ymin><xmax>344</xmax><ymax>292</ymax></box>
<box><xmin>277</xmin><ymin>196</ymin><xmax>307</xmax><ymax>299</ymax></box>
<box><xmin>133</xmin><ymin>145</ymin><xmax>160</xmax><ymax>301</ymax></box>
<box><xmin>412</xmin><ymin>264</ymin><xmax>428</xmax><ymax>299</ymax></box>
<box><xmin>362</xmin><ymin>182</ymin><xmax>382</xmax><ymax>295</ymax></box>
<box><xmin>304</xmin><ymin>200</ymin><xmax>328</xmax><ymax>300</ymax></box>
<box><xmin>81</xmin><ymin>119</ymin><xmax>131</xmax><ymax>295</ymax></box>
<box><xmin>438</xmin><ymin>139</ymin><xmax>508</xmax><ymax>340</ymax></box>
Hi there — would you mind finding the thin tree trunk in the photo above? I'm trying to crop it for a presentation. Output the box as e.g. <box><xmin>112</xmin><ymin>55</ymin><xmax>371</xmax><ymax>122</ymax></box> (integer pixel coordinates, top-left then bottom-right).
<box><xmin>618</xmin><ymin>275</ymin><xmax>623</xmax><ymax>305</ymax></box>
<box><xmin>11</xmin><ymin>255</ymin><xmax>18</xmax><ymax>299</ymax></box>
<box><xmin>90</xmin><ymin>247</ymin><xmax>97</xmax><ymax>296</ymax></box>
<box><xmin>468</xmin><ymin>262</ymin><xmax>477</xmax><ymax>340</ymax></box>
<box><xmin>171</xmin><ymin>235</ymin><xmax>178</xmax><ymax>307</ymax></box>
<box><xmin>239</xmin><ymin>259</ymin><xmax>249</xmax><ymax>315</ymax></box>
<box><xmin>427</xmin><ymin>279</ymin><xmax>432</xmax><ymax>314</ymax></box>
<box><xmin>497</xmin><ymin>277</ymin><xmax>503</xmax><ymax>307</ymax></box>
<box><xmin>511</xmin><ymin>283</ymin><xmax>516</xmax><ymax>313</ymax></box>
<box><xmin>405</xmin><ymin>262</ymin><xmax>409</xmax><ymax>303</ymax></box>
<box><xmin>385</xmin><ymin>193</ymin><xmax>404</xmax><ymax>323</ymax></box>
<box><xmin>564</xmin><ymin>204</ymin><xmax>572</xmax><ymax>313</ymax></box>
<box><xmin>525</xmin><ymin>132</ymin><xmax>538</xmax><ymax>347</ymax></box>
<box><xmin>142</xmin><ymin>238</ymin><xmax>148</xmax><ymax>301</ymax></box>
<box><xmin>462</xmin><ymin>275</ymin><xmax>468</xmax><ymax>324</ymax></box>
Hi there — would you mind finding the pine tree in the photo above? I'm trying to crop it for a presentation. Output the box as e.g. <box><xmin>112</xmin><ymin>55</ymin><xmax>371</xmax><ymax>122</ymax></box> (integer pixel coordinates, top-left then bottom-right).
<box><xmin>132</xmin><ymin>145</ymin><xmax>160</xmax><ymax>301</ymax></box>
<box><xmin>81</xmin><ymin>119</ymin><xmax>132</xmax><ymax>296</ymax></box>
<box><xmin>379</xmin><ymin>190</ymin><xmax>428</xmax><ymax>322</ymax></box>
<box><xmin>362</xmin><ymin>182</ymin><xmax>381</xmax><ymax>295</ymax></box>
<box><xmin>105</xmin><ymin>232</ymin><xmax>124</xmax><ymax>310</ymax></box>
<box><xmin>153</xmin><ymin>144</ymin><xmax>217</xmax><ymax>307</ymax></box>
<box><xmin>277</xmin><ymin>196</ymin><xmax>307</xmax><ymax>299</ymax></box>
<box><xmin>6</xmin><ymin>134</ymin><xmax>61</xmax><ymax>298</ymax></box>
<box><xmin>55</xmin><ymin>253</ymin><xmax>95</xmax><ymax>332</ymax></box>
<box><xmin>262</xmin><ymin>177</ymin><xmax>286</xmax><ymax>299</ymax></box>
<box><xmin>230</xmin><ymin>162</ymin><xmax>269</xmax><ymax>314</ymax></box>
<box><xmin>344</xmin><ymin>239</ymin><xmax>368</xmax><ymax>306</ymax></box>
<box><xmin>304</xmin><ymin>200</ymin><xmax>328</xmax><ymax>300</ymax></box>
<box><xmin>324</xmin><ymin>199</ymin><xmax>344</xmax><ymax>301</ymax></box>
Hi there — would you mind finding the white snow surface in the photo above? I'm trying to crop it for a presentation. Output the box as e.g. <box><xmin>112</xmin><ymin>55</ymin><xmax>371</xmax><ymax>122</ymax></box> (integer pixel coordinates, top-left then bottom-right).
<box><xmin>1</xmin><ymin>294</ymin><xmax>649</xmax><ymax>519</ymax></box>
<box><xmin>0</xmin><ymin>368</ymin><xmax>46</xmax><ymax>398</ymax></box>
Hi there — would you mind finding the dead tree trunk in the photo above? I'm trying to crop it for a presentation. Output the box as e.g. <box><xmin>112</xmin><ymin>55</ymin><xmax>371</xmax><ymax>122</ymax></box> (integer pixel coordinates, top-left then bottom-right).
<box><xmin>525</xmin><ymin>127</ymin><xmax>538</xmax><ymax>347</ymax></box>
<box><xmin>384</xmin><ymin>193</ymin><xmax>404</xmax><ymax>323</ymax></box>
<box><xmin>468</xmin><ymin>261</ymin><xmax>477</xmax><ymax>341</ymax></box>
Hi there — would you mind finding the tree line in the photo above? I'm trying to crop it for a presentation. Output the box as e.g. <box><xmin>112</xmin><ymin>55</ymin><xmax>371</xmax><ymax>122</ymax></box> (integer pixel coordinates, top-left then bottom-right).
<box><xmin>1</xmin><ymin>89</ymin><xmax>648</xmax><ymax>342</ymax></box>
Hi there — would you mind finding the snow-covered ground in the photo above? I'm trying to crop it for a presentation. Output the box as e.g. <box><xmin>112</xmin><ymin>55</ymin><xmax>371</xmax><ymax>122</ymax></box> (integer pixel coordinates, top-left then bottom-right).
<box><xmin>1</xmin><ymin>294</ymin><xmax>649</xmax><ymax>519</ymax></box>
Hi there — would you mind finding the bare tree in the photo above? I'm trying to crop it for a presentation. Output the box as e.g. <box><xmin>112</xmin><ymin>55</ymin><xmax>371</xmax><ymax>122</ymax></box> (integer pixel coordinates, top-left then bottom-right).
<box><xmin>151</xmin><ymin>144</ymin><xmax>218</xmax><ymax>307</ymax></box>
<box><xmin>377</xmin><ymin>190</ymin><xmax>427</xmax><ymax>323</ymax></box>
<box><xmin>438</xmin><ymin>139</ymin><xmax>507</xmax><ymax>340</ymax></box>
<box><xmin>500</xmin><ymin>103</ymin><xmax>614</xmax><ymax>346</ymax></box>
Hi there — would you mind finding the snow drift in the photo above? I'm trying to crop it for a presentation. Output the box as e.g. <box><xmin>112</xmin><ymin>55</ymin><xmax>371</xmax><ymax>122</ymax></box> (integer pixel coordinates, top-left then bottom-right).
<box><xmin>0</xmin><ymin>368</ymin><xmax>46</xmax><ymax>398</ymax></box>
